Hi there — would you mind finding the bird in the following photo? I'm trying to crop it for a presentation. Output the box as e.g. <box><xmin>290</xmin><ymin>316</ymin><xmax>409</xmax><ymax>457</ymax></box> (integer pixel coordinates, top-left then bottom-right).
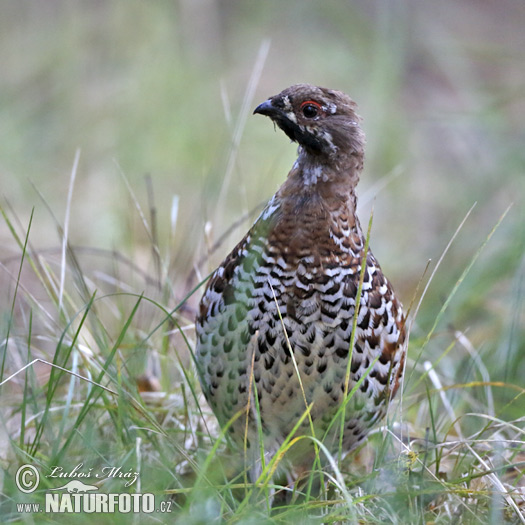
<box><xmin>195</xmin><ymin>84</ymin><xmax>406</xmax><ymax>476</ymax></box>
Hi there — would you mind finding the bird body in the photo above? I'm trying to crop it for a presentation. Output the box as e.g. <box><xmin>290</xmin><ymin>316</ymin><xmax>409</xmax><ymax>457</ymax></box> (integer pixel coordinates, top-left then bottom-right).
<box><xmin>195</xmin><ymin>84</ymin><xmax>406</xmax><ymax>470</ymax></box>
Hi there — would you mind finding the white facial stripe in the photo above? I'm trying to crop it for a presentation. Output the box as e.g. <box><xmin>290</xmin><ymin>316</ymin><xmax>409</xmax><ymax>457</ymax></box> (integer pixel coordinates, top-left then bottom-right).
<box><xmin>282</xmin><ymin>95</ymin><xmax>293</xmax><ymax>111</ymax></box>
<box><xmin>323</xmin><ymin>102</ymin><xmax>337</xmax><ymax>114</ymax></box>
<box><xmin>282</xmin><ymin>95</ymin><xmax>297</xmax><ymax>123</ymax></box>
<box><xmin>302</xmin><ymin>125</ymin><xmax>338</xmax><ymax>154</ymax></box>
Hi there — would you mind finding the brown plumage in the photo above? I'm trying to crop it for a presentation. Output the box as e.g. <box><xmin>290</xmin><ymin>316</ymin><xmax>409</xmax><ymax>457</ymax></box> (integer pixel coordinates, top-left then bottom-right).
<box><xmin>195</xmin><ymin>84</ymin><xmax>406</xmax><ymax>473</ymax></box>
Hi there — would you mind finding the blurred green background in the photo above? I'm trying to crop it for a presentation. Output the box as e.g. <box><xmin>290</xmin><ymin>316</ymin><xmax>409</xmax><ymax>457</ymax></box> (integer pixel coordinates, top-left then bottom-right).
<box><xmin>1</xmin><ymin>1</ymin><xmax>524</xmax><ymax>388</ymax></box>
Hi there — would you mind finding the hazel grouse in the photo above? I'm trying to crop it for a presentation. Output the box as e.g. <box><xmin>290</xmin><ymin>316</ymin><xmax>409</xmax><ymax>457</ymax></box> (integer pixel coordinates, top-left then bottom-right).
<box><xmin>195</xmin><ymin>84</ymin><xmax>406</xmax><ymax>472</ymax></box>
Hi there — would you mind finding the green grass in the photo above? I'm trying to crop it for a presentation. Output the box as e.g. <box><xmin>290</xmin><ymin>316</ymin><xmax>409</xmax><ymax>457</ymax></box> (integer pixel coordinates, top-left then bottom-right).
<box><xmin>1</xmin><ymin>157</ymin><xmax>524</xmax><ymax>523</ymax></box>
<box><xmin>1</xmin><ymin>2</ymin><xmax>524</xmax><ymax>523</ymax></box>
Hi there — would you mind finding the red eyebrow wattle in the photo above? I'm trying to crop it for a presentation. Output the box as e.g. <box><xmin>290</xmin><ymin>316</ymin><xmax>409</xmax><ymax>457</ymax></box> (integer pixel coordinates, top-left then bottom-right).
<box><xmin>300</xmin><ymin>100</ymin><xmax>322</xmax><ymax>110</ymax></box>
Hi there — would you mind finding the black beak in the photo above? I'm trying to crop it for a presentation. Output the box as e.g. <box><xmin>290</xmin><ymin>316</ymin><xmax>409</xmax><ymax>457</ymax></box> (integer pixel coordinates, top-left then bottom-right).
<box><xmin>253</xmin><ymin>99</ymin><xmax>275</xmax><ymax>117</ymax></box>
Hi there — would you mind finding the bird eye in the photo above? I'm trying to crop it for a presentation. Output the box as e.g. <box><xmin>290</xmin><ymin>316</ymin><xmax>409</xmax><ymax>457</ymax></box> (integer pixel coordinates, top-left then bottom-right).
<box><xmin>300</xmin><ymin>100</ymin><xmax>322</xmax><ymax>118</ymax></box>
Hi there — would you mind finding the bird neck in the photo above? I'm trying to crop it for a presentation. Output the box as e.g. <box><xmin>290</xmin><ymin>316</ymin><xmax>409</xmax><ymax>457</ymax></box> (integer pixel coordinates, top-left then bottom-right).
<box><xmin>282</xmin><ymin>146</ymin><xmax>362</xmax><ymax>209</ymax></box>
<box><xmin>296</xmin><ymin>146</ymin><xmax>362</xmax><ymax>183</ymax></box>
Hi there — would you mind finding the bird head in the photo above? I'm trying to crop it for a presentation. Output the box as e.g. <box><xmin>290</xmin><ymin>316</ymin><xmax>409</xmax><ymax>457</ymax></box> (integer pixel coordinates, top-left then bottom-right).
<box><xmin>253</xmin><ymin>84</ymin><xmax>365</xmax><ymax>160</ymax></box>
